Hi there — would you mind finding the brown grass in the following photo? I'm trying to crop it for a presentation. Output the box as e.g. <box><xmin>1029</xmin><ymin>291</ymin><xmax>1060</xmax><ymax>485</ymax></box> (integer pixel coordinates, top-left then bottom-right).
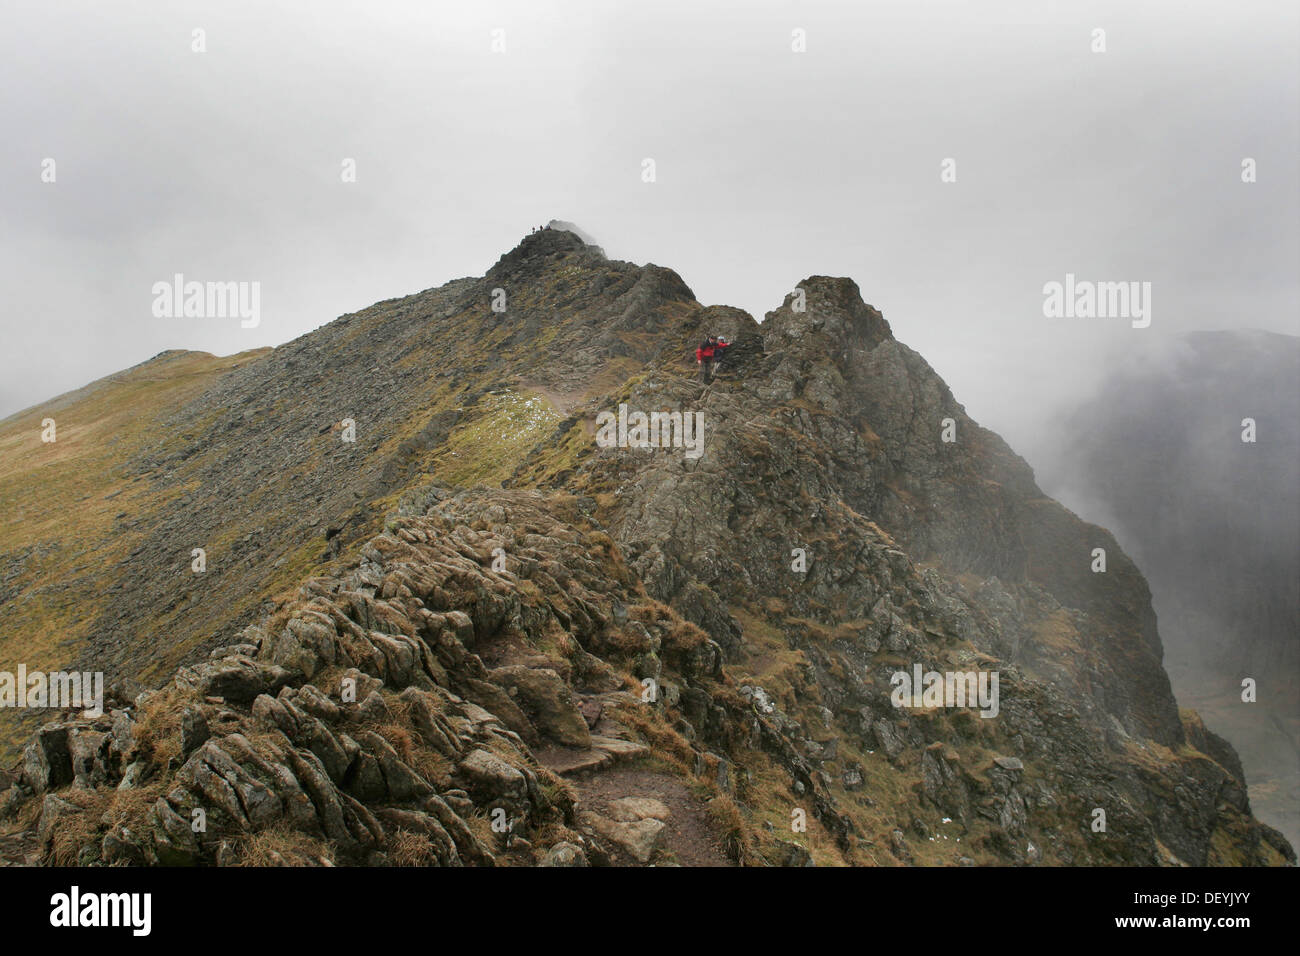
<box><xmin>232</xmin><ymin>825</ymin><xmax>334</xmax><ymax>866</ymax></box>
<box><xmin>375</xmin><ymin>723</ymin><xmax>416</xmax><ymax>763</ymax></box>
<box><xmin>662</xmin><ymin>620</ymin><xmax>709</xmax><ymax>655</ymax></box>
<box><xmin>629</xmin><ymin>601</ymin><xmax>674</xmax><ymax>624</ymax></box>
<box><xmin>43</xmin><ymin>788</ymin><xmax>111</xmax><ymax>865</ymax></box>
<box><xmin>102</xmin><ymin>783</ymin><xmax>168</xmax><ymax>834</ymax></box>
<box><xmin>131</xmin><ymin>687</ymin><xmax>201</xmax><ymax>768</ymax></box>
<box><xmin>388</xmin><ymin>828</ymin><xmax>439</xmax><ymax>866</ymax></box>
<box><xmin>706</xmin><ymin>793</ymin><xmax>760</xmax><ymax>865</ymax></box>
<box><xmin>613</xmin><ymin>705</ymin><xmax>694</xmax><ymax>774</ymax></box>
<box><xmin>408</xmin><ymin>748</ymin><xmax>453</xmax><ymax>790</ymax></box>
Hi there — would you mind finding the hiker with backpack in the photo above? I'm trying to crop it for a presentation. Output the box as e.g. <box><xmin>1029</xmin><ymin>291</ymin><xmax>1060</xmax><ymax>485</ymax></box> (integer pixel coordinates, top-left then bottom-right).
<box><xmin>696</xmin><ymin>335</ymin><xmax>719</xmax><ymax>382</ymax></box>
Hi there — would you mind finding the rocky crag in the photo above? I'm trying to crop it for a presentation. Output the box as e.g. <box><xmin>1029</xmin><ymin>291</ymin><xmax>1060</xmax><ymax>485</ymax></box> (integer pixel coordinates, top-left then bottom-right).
<box><xmin>0</xmin><ymin>227</ymin><xmax>1292</xmax><ymax>866</ymax></box>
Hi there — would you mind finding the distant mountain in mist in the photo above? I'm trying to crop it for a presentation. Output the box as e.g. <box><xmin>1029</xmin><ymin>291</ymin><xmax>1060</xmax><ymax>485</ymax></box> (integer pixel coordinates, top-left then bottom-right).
<box><xmin>1040</xmin><ymin>328</ymin><xmax>1300</xmax><ymax>845</ymax></box>
<box><xmin>1045</xmin><ymin>329</ymin><xmax>1299</xmax><ymax>681</ymax></box>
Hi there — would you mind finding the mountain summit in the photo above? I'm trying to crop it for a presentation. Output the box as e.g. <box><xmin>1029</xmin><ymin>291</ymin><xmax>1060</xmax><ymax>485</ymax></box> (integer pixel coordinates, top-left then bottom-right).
<box><xmin>0</xmin><ymin>232</ymin><xmax>1290</xmax><ymax>867</ymax></box>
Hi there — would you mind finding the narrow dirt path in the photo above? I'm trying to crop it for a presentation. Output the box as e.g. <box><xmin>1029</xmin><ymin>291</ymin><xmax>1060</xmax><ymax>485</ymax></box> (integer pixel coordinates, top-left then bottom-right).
<box><xmin>569</xmin><ymin>765</ymin><xmax>734</xmax><ymax>867</ymax></box>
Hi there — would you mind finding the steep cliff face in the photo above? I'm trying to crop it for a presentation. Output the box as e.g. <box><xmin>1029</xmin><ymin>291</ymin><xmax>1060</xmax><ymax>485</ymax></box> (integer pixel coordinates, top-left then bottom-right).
<box><xmin>0</xmin><ymin>228</ymin><xmax>1291</xmax><ymax>867</ymax></box>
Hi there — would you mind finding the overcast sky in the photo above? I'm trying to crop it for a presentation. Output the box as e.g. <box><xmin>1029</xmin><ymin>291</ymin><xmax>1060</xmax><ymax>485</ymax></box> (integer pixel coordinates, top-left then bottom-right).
<box><xmin>2</xmin><ymin>0</ymin><xmax>1296</xmax><ymax>470</ymax></box>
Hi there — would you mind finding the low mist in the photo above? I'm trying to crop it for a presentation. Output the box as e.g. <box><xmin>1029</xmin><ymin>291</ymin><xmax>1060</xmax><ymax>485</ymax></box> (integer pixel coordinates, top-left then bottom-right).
<box><xmin>2</xmin><ymin>1</ymin><xmax>1297</xmax><ymax>444</ymax></box>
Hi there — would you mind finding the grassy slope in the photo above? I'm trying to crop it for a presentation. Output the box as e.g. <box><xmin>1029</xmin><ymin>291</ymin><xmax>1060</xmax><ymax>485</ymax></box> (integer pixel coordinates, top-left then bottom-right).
<box><xmin>0</xmin><ymin>350</ymin><xmax>269</xmax><ymax>751</ymax></box>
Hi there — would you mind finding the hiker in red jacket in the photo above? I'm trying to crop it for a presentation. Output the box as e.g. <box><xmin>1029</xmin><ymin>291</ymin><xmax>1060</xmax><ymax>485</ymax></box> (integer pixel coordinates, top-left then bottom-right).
<box><xmin>696</xmin><ymin>335</ymin><xmax>718</xmax><ymax>382</ymax></box>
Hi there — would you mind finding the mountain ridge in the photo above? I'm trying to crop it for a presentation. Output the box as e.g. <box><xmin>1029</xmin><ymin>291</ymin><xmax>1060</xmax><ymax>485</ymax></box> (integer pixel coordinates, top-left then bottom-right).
<box><xmin>0</xmin><ymin>228</ymin><xmax>1291</xmax><ymax>866</ymax></box>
